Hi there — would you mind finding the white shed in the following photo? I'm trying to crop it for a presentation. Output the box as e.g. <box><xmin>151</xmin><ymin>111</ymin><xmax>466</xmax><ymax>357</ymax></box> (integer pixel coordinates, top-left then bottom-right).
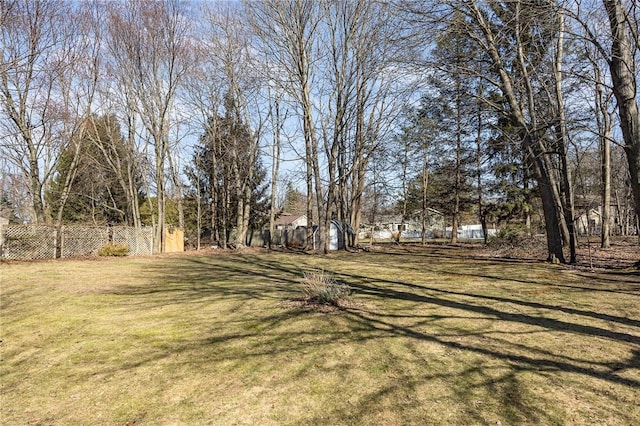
<box><xmin>313</xmin><ymin>220</ymin><xmax>355</xmax><ymax>250</ymax></box>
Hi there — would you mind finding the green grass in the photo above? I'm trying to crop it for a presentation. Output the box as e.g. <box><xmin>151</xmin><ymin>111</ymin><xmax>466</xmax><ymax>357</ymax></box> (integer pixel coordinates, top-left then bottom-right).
<box><xmin>1</xmin><ymin>245</ymin><xmax>639</xmax><ymax>425</ymax></box>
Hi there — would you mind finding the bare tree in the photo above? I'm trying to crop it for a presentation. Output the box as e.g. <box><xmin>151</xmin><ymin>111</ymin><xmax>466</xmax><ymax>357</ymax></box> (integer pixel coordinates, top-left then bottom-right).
<box><xmin>569</xmin><ymin>0</ymin><xmax>640</xmax><ymax>240</ymax></box>
<box><xmin>552</xmin><ymin>6</ymin><xmax>578</xmax><ymax>263</ymax></box>
<box><xmin>182</xmin><ymin>5</ymin><xmax>225</xmax><ymax>246</ymax></box>
<box><xmin>1</xmin><ymin>0</ymin><xmax>106</xmax><ymax>234</ymax></box>
<box><xmin>51</xmin><ymin>2</ymin><xmax>105</xmax><ymax>232</ymax></box>
<box><xmin>249</xmin><ymin>0</ymin><xmax>403</xmax><ymax>252</ymax></box>
<box><xmin>102</xmin><ymin>24</ymin><xmax>144</xmax><ymax>228</ymax></box>
<box><xmin>602</xmin><ymin>0</ymin><xmax>640</xmax><ymax>239</ymax></box>
<box><xmin>267</xmin><ymin>79</ymin><xmax>285</xmax><ymax>249</ymax></box>
<box><xmin>328</xmin><ymin>0</ymin><xmax>404</xmax><ymax>249</ymax></box>
<box><xmin>1</xmin><ymin>0</ymin><xmax>78</xmax><ymax>224</ymax></box>
<box><xmin>247</xmin><ymin>0</ymin><xmax>323</xmax><ymax>250</ymax></box>
<box><xmin>105</xmin><ymin>0</ymin><xmax>191</xmax><ymax>252</ymax></box>
<box><xmin>584</xmin><ymin>48</ymin><xmax>616</xmax><ymax>248</ymax></box>
<box><xmin>192</xmin><ymin>3</ymin><xmax>269</xmax><ymax>249</ymax></box>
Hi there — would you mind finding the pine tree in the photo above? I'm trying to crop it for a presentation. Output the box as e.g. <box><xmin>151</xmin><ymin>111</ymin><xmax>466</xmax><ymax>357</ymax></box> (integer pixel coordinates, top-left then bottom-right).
<box><xmin>190</xmin><ymin>94</ymin><xmax>268</xmax><ymax>248</ymax></box>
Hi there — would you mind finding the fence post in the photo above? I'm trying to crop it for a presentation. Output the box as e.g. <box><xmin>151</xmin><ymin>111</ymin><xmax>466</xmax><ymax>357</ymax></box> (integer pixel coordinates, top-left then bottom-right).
<box><xmin>53</xmin><ymin>226</ymin><xmax>58</xmax><ymax>259</ymax></box>
<box><xmin>60</xmin><ymin>225</ymin><xmax>65</xmax><ymax>259</ymax></box>
<box><xmin>0</xmin><ymin>224</ymin><xmax>5</xmax><ymax>259</ymax></box>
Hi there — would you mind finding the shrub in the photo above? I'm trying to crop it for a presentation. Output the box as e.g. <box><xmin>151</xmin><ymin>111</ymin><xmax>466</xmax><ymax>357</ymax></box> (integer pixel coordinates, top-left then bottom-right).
<box><xmin>488</xmin><ymin>224</ymin><xmax>529</xmax><ymax>246</ymax></box>
<box><xmin>300</xmin><ymin>270</ymin><xmax>351</xmax><ymax>306</ymax></box>
<box><xmin>97</xmin><ymin>243</ymin><xmax>130</xmax><ymax>257</ymax></box>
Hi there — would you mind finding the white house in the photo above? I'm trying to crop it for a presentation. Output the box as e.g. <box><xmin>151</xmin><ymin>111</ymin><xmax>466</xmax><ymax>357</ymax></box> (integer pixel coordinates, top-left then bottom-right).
<box><xmin>445</xmin><ymin>224</ymin><xmax>498</xmax><ymax>240</ymax></box>
<box><xmin>359</xmin><ymin>209</ymin><xmax>445</xmax><ymax>240</ymax></box>
<box><xmin>574</xmin><ymin>207</ymin><xmax>623</xmax><ymax>236</ymax></box>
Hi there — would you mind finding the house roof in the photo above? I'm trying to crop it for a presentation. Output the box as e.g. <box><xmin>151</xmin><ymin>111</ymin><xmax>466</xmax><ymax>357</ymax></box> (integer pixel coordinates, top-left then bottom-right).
<box><xmin>274</xmin><ymin>214</ymin><xmax>306</xmax><ymax>226</ymax></box>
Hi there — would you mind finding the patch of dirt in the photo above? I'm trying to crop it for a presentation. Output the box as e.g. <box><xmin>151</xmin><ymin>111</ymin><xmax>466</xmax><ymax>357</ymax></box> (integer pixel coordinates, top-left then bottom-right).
<box><xmin>279</xmin><ymin>297</ymin><xmax>365</xmax><ymax>313</ymax></box>
<box><xmin>479</xmin><ymin>235</ymin><xmax>639</xmax><ymax>271</ymax></box>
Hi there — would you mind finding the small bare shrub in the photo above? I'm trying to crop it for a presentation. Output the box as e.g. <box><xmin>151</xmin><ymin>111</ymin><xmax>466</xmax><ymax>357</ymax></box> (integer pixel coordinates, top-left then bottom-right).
<box><xmin>97</xmin><ymin>243</ymin><xmax>130</xmax><ymax>257</ymax></box>
<box><xmin>300</xmin><ymin>270</ymin><xmax>351</xmax><ymax>306</ymax></box>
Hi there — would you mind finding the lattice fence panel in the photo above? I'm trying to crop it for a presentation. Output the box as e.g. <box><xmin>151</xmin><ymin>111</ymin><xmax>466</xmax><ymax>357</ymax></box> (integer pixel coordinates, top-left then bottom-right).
<box><xmin>61</xmin><ymin>226</ymin><xmax>109</xmax><ymax>258</ymax></box>
<box><xmin>1</xmin><ymin>225</ymin><xmax>56</xmax><ymax>260</ymax></box>
<box><xmin>112</xmin><ymin>227</ymin><xmax>153</xmax><ymax>255</ymax></box>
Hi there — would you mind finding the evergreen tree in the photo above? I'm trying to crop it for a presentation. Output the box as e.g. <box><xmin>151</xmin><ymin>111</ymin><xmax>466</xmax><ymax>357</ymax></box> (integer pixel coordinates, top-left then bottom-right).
<box><xmin>282</xmin><ymin>182</ymin><xmax>306</xmax><ymax>215</ymax></box>
<box><xmin>190</xmin><ymin>94</ymin><xmax>268</xmax><ymax>247</ymax></box>
<box><xmin>0</xmin><ymin>194</ymin><xmax>20</xmax><ymax>224</ymax></box>
<box><xmin>46</xmin><ymin>115</ymin><xmax>143</xmax><ymax>225</ymax></box>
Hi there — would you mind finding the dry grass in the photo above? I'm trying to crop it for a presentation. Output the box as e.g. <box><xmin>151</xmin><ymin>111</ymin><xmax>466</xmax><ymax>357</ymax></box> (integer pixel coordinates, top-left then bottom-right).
<box><xmin>1</xmin><ymin>244</ymin><xmax>639</xmax><ymax>425</ymax></box>
<box><xmin>299</xmin><ymin>269</ymin><xmax>351</xmax><ymax>307</ymax></box>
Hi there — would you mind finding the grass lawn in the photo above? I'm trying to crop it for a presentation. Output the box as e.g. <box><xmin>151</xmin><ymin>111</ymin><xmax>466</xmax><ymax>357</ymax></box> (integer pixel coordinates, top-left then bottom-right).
<box><xmin>1</xmin><ymin>244</ymin><xmax>639</xmax><ymax>425</ymax></box>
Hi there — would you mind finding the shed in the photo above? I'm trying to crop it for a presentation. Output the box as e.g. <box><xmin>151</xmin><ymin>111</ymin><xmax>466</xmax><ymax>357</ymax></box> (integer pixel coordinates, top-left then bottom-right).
<box><xmin>313</xmin><ymin>220</ymin><xmax>354</xmax><ymax>251</ymax></box>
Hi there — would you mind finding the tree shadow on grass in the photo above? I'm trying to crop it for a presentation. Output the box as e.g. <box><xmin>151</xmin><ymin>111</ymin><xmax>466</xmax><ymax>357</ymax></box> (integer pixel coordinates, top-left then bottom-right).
<box><xmin>120</xmin><ymin>249</ymin><xmax>640</xmax><ymax>367</ymax></box>
<box><xmin>292</xmin><ymin>301</ymin><xmax>639</xmax><ymax>424</ymax></box>
<box><xmin>126</xmin><ymin>250</ymin><xmax>640</xmax><ymax>370</ymax></box>
<box><xmin>124</xmin><ymin>250</ymin><xmax>640</xmax><ymax>354</ymax></box>
<box><xmin>93</xmin><ymin>248</ymin><xmax>639</xmax><ymax>424</ymax></box>
<box><xmin>108</xmin><ymin>255</ymin><xmax>302</xmax><ymax>306</ymax></box>
<box><xmin>342</xmin><ymin>305</ymin><xmax>640</xmax><ymax>388</ymax></box>
<box><xmin>312</xmin><ymin>256</ymin><xmax>639</xmax><ymax>422</ymax></box>
<box><xmin>382</xmin><ymin>254</ymin><xmax>640</xmax><ymax>296</ymax></box>
<box><xmin>371</xmin><ymin>244</ymin><xmax>640</xmax><ymax>295</ymax></box>
<box><xmin>328</xmin><ymin>269</ymin><xmax>640</xmax><ymax>331</ymax></box>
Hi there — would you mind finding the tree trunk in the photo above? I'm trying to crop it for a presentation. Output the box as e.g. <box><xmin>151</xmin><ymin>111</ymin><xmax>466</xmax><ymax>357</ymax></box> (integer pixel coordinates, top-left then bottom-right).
<box><xmin>305</xmin><ymin>157</ymin><xmax>314</xmax><ymax>250</ymax></box>
<box><xmin>553</xmin><ymin>9</ymin><xmax>577</xmax><ymax>263</ymax></box>
<box><xmin>195</xmin><ymin>169</ymin><xmax>201</xmax><ymax>250</ymax></box>
<box><xmin>235</xmin><ymin>195</ymin><xmax>245</xmax><ymax>248</ymax></box>
<box><xmin>167</xmin><ymin>149</ymin><xmax>184</xmax><ymax>230</ymax></box>
<box><xmin>450</xmin><ymin>82</ymin><xmax>462</xmax><ymax>245</ymax></box>
<box><xmin>603</xmin><ymin>0</ymin><xmax>640</xmax><ymax>242</ymax></box>
<box><xmin>421</xmin><ymin>160</ymin><xmax>429</xmax><ymax>245</ymax></box>
<box><xmin>54</xmin><ymin>136</ymin><xmax>83</xmax><ymax>228</ymax></box>
<box><xmin>220</xmin><ymin>173</ymin><xmax>228</xmax><ymax>249</ymax></box>
<box><xmin>300</xmin><ymin>64</ymin><xmax>323</xmax><ymax>252</ymax></box>
<box><xmin>125</xmin><ymin>98</ymin><xmax>142</xmax><ymax>228</ymax></box>
<box><xmin>229</xmin><ymin>113</ymin><xmax>245</xmax><ymax>249</ymax></box>
<box><xmin>398</xmin><ymin>137</ymin><xmax>410</xmax><ymax>244</ymax></box>
<box><xmin>476</xmin><ymin>91</ymin><xmax>487</xmax><ymax>245</ymax></box>
<box><xmin>595</xmin><ymin>66</ymin><xmax>613</xmax><ymax>248</ymax></box>
<box><xmin>241</xmin><ymin>184</ymin><xmax>252</xmax><ymax>247</ymax></box>
<box><xmin>28</xmin><ymin>154</ymin><xmax>47</xmax><ymax>224</ymax></box>
<box><xmin>349</xmin><ymin>164</ymin><xmax>366</xmax><ymax>247</ymax></box>
<box><xmin>268</xmin><ymin>96</ymin><xmax>281</xmax><ymax>250</ymax></box>
<box><xmin>467</xmin><ymin>0</ymin><xmax>566</xmax><ymax>262</ymax></box>
<box><xmin>53</xmin><ymin>134</ymin><xmax>83</xmax><ymax>258</ymax></box>
<box><xmin>601</xmin><ymin>127</ymin><xmax>612</xmax><ymax>248</ymax></box>
<box><xmin>240</xmin><ymin>127</ymin><xmax>257</xmax><ymax>249</ymax></box>
<box><xmin>211</xmin><ymin>126</ymin><xmax>220</xmax><ymax>246</ymax></box>
<box><xmin>154</xmin><ymin>143</ymin><xmax>166</xmax><ymax>254</ymax></box>
<box><xmin>529</xmin><ymin>137</ymin><xmax>566</xmax><ymax>263</ymax></box>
